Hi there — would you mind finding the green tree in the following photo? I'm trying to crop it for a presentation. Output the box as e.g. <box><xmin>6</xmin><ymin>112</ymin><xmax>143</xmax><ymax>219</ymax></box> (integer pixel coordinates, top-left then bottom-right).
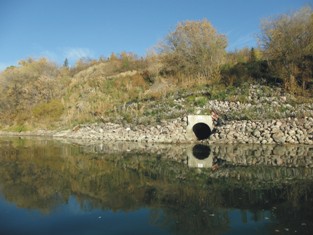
<box><xmin>158</xmin><ymin>19</ymin><xmax>227</xmax><ymax>80</ymax></box>
<box><xmin>259</xmin><ymin>7</ymin><xmax>313</xmax><ymax>92</ymax></box>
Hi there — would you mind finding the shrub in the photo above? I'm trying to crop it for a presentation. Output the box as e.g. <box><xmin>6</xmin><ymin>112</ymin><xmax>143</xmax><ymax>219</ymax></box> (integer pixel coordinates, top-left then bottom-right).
<box><xmin>32</xmin><ymin>99</ymin><xmax>64</xmax><ymax>121</ymax></box>
<box><xmin>158</xmin><ymin>19</ymin><xmax>227</xmax><ymax>80</ymax></box>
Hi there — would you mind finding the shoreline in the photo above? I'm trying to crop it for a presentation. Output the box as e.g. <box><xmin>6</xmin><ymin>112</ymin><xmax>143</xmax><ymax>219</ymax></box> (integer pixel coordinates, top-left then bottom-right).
<box><xmin>1</xmin><ymin>116</ymin><xmax>312</xmax><ymax>145</ymax></box>
<box><xmin>1</xmin><ymin>133</ymin><xmax>313</xmax><ymax>169</ymax></box>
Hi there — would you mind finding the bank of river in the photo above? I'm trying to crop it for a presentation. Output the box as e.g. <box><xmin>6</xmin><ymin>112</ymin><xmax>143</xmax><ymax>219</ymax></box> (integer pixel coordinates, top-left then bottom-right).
<box><xmin>1</xmin><ymin>116</ymin><xmax>313</xmax><ymax>145</ymax></box>
<box><xmin>1</xmin><ymin>84</ymin><xmax>313</xmax><ymax>144</ymax></box>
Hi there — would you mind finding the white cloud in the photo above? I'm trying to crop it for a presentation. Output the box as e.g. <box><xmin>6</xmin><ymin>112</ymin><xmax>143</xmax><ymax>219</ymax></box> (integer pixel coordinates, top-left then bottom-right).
<box><xmin>227</xmin><ymin>31</ymin><xmax>258</xmax><ymax>51</ymax></box>
<box><xmin>64</xmin><ymin>48</ymin><xmax>94</xmax><ymax>61</ymax></box>
<box><xmin>40</xmin><ymin>50</ymin><xmax>59</xmax><ymax>61</ymax></box>
<box><xmin>0</xmin><ymin>47</ymin><xmax>94</xmax><ymax>72</ymax></box>
<box><xmin>28</xmin><ymin>47</ymin><xmax>95</xmax><ymax>65</ymax></box>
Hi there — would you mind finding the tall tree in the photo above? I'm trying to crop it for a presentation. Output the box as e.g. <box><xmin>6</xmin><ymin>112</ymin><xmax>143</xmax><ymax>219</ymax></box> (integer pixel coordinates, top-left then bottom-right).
<box><xmin>158</xmin><ymin>19</ymin><xmax>227</xmax><ymax>80</ymax></box>
<box><xmin>259</xmin><ymin>7</ymin><xmax>313</xmax><ymax>92</ymax></box>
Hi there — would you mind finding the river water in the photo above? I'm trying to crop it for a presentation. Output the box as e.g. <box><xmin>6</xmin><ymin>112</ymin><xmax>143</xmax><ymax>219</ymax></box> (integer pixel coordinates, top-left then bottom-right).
<box><xmin>0</xmin><ymin>137</ymin><xmax>312</xmax><ymax>235</ymax></box>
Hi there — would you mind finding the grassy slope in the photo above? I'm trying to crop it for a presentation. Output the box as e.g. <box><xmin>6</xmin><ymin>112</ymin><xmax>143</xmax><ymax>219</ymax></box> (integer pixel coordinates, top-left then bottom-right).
<box><xmin>0</xmin><ymin>59</ymin><xmax>312</xmax><ymax>132</ymax></box>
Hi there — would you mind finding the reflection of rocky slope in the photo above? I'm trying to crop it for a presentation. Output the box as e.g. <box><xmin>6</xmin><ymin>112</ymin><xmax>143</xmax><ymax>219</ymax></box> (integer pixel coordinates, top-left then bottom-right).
<box><xmin>0</xmin><ymin>137</ymin><xmax>313</xmax><ymax>234</ymax></box>
<box><xmin>63</xmin><ymin>139</ymin><xmax>313</xmax><ymax>168</ymax></box>
<box><xmin>211</xmin><ymin>144</ymin><xmax>313</xmax><ymax>168</ymax></box>
<box><xmin>0</xmin><ymin>138</ymin><xmax>312</xmax><ymax>194</ymax></box>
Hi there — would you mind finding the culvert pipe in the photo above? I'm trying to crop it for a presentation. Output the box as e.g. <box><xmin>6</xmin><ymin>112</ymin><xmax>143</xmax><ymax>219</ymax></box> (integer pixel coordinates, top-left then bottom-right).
<box><xmin>186</xmin><ymin>115</ymin><xmax>214</xmax><ymax>141</ymax></box>
<box><xmin>192</xmin><ymin>123</ymin><xmax>211</xmax><ymax>140</ymax></box>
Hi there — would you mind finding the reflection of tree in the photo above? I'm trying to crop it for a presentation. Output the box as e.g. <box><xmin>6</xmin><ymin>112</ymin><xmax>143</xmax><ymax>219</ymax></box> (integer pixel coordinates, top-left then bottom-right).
<box><xmin>0</xmin><ymin>138</ymin><xmax>313</xmax><ymax>234</ymax></box>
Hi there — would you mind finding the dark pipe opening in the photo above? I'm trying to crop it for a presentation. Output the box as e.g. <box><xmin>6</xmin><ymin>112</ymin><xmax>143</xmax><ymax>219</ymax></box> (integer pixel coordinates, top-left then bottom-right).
<box><xmin>192</xmin><ymin>122</ymin><xmax>211</xmax><ymax>140</ymax></box>
<box><xmin>192</xmin><ymin>144</ymin><xmax>211</xmax><ymax>160</ymax></box>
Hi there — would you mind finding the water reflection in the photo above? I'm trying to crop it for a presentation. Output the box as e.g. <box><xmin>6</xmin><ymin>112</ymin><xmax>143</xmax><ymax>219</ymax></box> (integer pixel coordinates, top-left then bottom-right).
<box><xmin>0</xmin><ymin>137</ymin><xmax>313</xmax><ymax>235</ymax></box>
<box><xmin>192</xmin><ymin>144</ymin><xmax>211</xmax><ymax>160</ymax></box>
<box><xmin>60</xmin><ymin>139</ymin><xmax>313</xmax><ymax>168</ymax></box>
<box><xmin>188</xmin><ymin>144</ymin><xmax>213</xmax><ymax>168</ymax></box>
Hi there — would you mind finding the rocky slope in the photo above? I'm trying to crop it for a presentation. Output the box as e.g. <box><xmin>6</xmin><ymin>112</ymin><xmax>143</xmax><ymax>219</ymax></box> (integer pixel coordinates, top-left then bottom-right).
<box><xmin>1</xmin><ymin>85</ymin><xmax>313</xmax><ymax>145</ymax></box>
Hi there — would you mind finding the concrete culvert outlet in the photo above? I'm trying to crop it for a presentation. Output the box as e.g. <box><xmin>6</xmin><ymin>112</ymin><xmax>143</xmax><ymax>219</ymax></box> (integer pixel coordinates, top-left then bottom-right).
<box><xmin>186</xmin><ymin>115</ymin><xmax>214</xmax><ymax>141</ymax></box>
<box><xmin>192</xmin><ymin>123</ymin><xmax>211</xmax><ymax>140</ymax></box>
<box><xmin>192</xmin><ymin>144</ymin><xmax>211</xmax><ymax>160</ymax></box>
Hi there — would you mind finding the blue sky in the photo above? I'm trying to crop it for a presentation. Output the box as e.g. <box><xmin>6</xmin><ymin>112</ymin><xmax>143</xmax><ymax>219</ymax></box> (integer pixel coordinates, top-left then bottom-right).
<box><xmin>0</xmin><ymin>0</ymin><xmax>311</xmax><ymax>70</ymax></box>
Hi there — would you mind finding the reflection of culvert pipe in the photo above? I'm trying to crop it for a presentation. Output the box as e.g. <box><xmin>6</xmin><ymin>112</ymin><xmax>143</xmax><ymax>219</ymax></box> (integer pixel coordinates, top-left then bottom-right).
<box><xmin>192</xmin><ymin>144</ymin><xmax>211</xmax><ymax>160</ymax></box>
<box><xmin>192</xmin><ymin>123</ymin><xmax>211</xmax><ymax>140</ymax></box>
<box><xmin>187</xmin><ymin>144</ymin><xmax>213</xmax><ymax>168</ymax></box>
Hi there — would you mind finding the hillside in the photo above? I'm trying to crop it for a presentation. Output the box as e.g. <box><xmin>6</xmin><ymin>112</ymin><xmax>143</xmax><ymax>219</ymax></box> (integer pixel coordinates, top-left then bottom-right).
<box><xmin>0</xmin><ymin>56</ymin><xmax>312</xmax><ymax>133</ymax></box>
<box><xmin>0</xmin><ymin>9</ymin><xmax>312</xmax><ymax>132</ymax></box>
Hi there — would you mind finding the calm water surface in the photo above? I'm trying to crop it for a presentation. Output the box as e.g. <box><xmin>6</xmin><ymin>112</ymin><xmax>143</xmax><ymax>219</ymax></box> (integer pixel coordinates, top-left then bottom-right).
<box><xmin>0</xmin><ymin>137</ymin><xmax>313</xmax><ymax>235</ymax></box>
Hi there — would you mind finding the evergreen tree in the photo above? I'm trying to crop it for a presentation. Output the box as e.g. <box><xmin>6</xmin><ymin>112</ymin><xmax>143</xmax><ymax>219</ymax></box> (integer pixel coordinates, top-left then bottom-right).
<box><xmin>249</xmin><ymin>48</ymin><xmax>257</xmax><ymax>62</ymax></box>
<box><xmin>63</xmin><ymin>58</ymin><xmax>69</xmax><ymax>68</ymax></box>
